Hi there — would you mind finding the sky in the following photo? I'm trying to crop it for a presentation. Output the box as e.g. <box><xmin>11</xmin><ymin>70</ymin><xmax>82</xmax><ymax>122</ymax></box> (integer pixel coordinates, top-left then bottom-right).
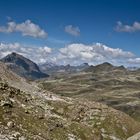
<box><xmin>0</xmin><ymin>0</ymin><xmax>140</xmax><ymax>66</ymax></box>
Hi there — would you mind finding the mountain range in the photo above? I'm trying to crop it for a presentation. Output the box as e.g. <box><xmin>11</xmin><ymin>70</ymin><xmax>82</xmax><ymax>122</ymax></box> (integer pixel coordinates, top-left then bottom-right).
<box><xmin>1</xmin><ymin>52</ymin><xmax>140</xmax><ymax>79</ymax></box>
<box><xmin>39</xmin><ymin>62</ymin><xmax>90</xmax><ymax>74</ymax></box>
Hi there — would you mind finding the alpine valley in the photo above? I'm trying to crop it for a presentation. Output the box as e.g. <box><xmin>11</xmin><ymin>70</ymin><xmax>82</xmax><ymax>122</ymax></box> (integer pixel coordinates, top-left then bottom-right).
<box><xmin>0</xmin><ymin>53</ymin><xmax>140</xmax><ymax>140</ymax></box>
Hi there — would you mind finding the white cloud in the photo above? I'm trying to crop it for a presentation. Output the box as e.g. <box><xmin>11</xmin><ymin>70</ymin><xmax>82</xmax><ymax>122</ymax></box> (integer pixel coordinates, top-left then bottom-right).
<box><xmin>55</xmin><ymin>43</ymin><xmax>135</xmax><ymax>65</ymax></box>
<box><xmin>65</xmin><ymin>25</ymin><xmax>80</xmax><ymax>36</ymax></box>
<box><xmin>115</xmin><ymin>21</ymin><xmax>140</xmax><ymax>32</ymax></box>
<box><xmin>0</xmin><ymin>20</ymin><xmax>47</xmax><ymax>38</ymax></box>
<box><xmin>128</xmin><ymin>58</ymin><xmax>140</xmax><ymax>64</ymax></box>
<box><xmin>0</xmin><ymin>42</ymin><xmax>139</xmax><ymax>66</ymax></box>
<box><xmin>0</xmin><ymin>43</ymin><xmax>51</xmax><ymax>64</ymax></box>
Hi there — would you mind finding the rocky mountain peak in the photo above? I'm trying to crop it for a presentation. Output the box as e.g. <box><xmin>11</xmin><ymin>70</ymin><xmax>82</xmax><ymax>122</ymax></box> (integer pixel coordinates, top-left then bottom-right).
<box><xmin>1</xmin><ymin>52</ymin><xmax>49</xmax><ymax>80</ymax></box>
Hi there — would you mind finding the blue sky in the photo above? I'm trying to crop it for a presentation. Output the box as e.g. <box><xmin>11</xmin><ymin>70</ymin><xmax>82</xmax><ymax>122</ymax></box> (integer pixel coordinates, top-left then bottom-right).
<box><xmin>0</xmin><ymin>0</ymin><xmax>140</xmax><ymax>66</ymax></box>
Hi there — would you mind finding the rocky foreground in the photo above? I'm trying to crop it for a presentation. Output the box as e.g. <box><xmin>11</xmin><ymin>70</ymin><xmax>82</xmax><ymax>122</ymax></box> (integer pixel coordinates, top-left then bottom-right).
<box><xmin>0</xmin><ymin>62</ymin><xmax>140</xmax><ymax>140</ymax></box>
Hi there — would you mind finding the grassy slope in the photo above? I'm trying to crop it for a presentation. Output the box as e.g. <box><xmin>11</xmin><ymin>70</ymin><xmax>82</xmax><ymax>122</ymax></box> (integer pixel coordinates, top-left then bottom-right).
<box><xmin>39</xmin><ymin>70</ymin><xmax>140</xmax><ymax>122</ymax></box>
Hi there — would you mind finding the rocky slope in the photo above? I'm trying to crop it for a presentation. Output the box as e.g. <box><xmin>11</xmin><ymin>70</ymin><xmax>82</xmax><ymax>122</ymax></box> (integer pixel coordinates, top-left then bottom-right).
<box><xmin>127</xmin><ymin>132</ymin><xmax>140</xmax><ymax>140</ymax></box>
<box><xmin>0</xmin><ymin>62</ymin><xmax>36</xmax><ymax>93</ymax></box>
<box><xmin>0</xmin><ymin>62</ymin><xmax>140</xmax><ymax>139</ymax></box>
<box><xmin>1</xmin><ymin>52</ymin><xmax>49</xmax><ymax>80</ymax></box>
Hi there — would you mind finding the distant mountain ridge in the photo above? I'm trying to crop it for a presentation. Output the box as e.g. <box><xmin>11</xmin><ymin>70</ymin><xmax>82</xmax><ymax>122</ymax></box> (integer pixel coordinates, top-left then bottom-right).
<box><xmin>39</xmin><ymin>61</ymin><xmax>128</xmax><ymax>75</ymax></box>
<box><xmin>1</xmin><ymin>52</ymin><xmax>49</xmax><ymax>80</ymax></box>
<box><xmin>39</xmin><ymin>62</ymin><xmax>90</xmax><ymax>74</ymax></box>
<box><xmin>84</xmin><ymin>62</ymin><xmax>126</xmax><ymax>73</ymax></box>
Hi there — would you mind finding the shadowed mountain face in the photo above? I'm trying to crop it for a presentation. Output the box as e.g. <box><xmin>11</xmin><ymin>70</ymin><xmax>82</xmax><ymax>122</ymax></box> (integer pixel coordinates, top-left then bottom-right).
<box><xmin>1</xmin><ymin>52</ymin><xmax>49</xmax><ymax>80</ymax></box>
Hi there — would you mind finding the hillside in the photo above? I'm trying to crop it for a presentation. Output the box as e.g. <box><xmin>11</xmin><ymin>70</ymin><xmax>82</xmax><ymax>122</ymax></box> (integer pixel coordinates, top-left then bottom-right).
<box><xmin>39</xmin><ymin>62</ymin><xmax>140</xmax><ymax>122</ymax></box>
<box><xmin>84</xmin><ymin>62</ymin><xmax>126</xmax><ymax>73</ymax></box>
